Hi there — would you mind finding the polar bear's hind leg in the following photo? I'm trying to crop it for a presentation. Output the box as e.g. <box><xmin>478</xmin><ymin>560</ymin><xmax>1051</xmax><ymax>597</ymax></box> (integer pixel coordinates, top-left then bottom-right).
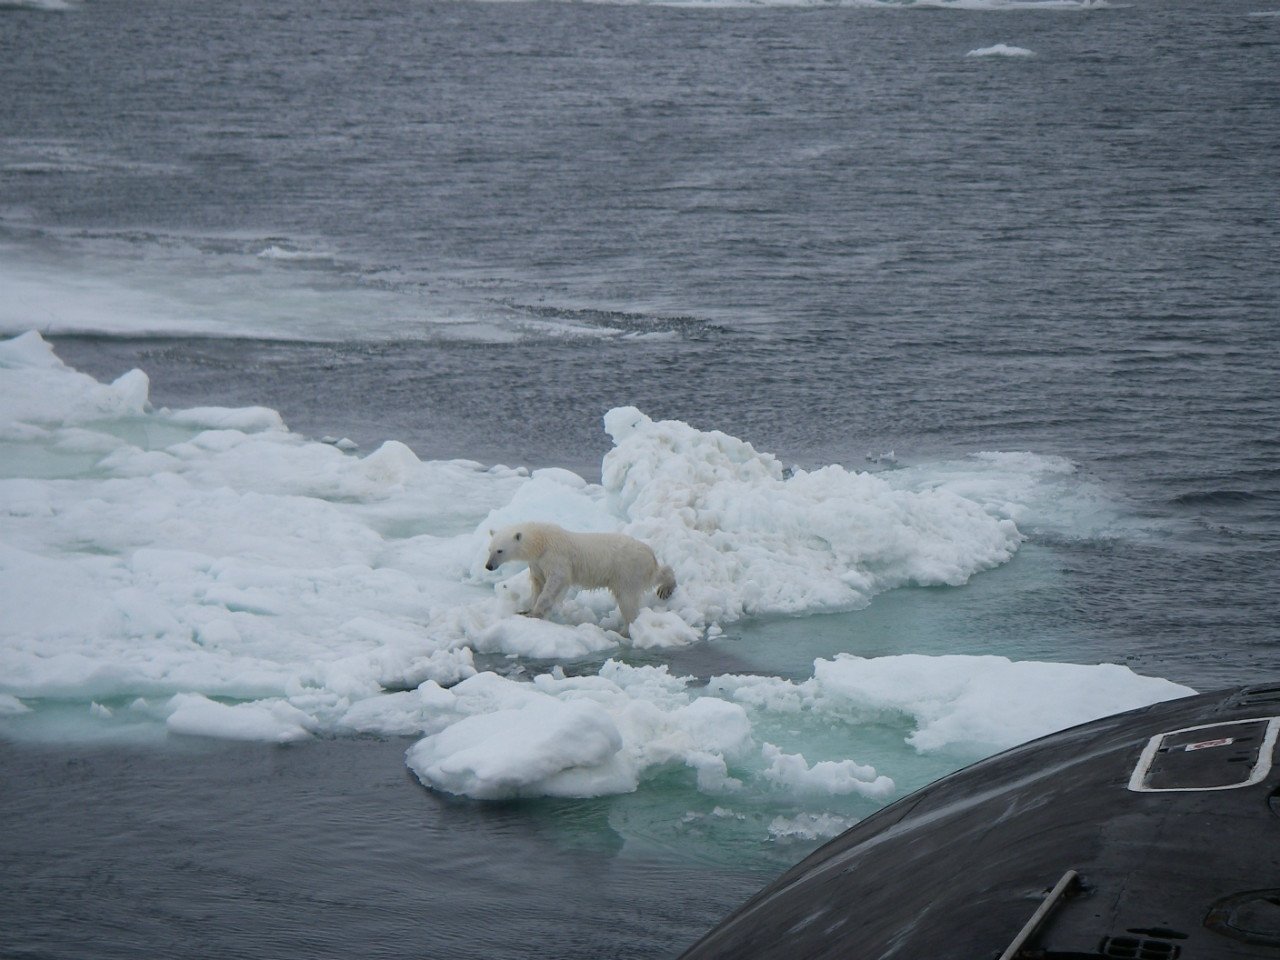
<box><xmin>615</xmin><ymin>588</ymin><xmax>641</xmax><ymax>633</ymax></box>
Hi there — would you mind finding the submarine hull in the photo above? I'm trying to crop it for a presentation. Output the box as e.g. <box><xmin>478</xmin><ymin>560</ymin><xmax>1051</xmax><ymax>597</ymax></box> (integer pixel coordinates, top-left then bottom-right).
<box><xmin>680</xmin><ymin>685</ymin><xmax>1280</xmax><ymax>960</ymax></box>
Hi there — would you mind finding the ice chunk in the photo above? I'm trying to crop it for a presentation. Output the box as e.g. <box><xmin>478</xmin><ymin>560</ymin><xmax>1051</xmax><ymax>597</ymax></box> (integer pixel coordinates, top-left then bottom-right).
<box><xmin>164</xmin><ymin>693</ymin><xmax>314</xmax><ymax>742</ymax></box>
<box><xmin>711</xmin><ymin>654</ymin><xmax>1194</xmax><ymax>756</ymax></box>
<box><xmin>165</xmin><ymin>406</ymin><xmax>286</xmax><ymax>433</ymax></box>
<box><xmin>600</xmin><ymin>407</ymin><xmax>1023</xmax><ymax>627</ymax></box>
<box><xmin>0</xmin><ymin>331</ymin><xmax>149</xmax><ymax>425</ymax></box>
<box><xmin>967</xmin><ymin>43</ymin><xmax>1035</xmax><ymax>57</ymax></box>
<box><xmin>405</xmin><ymin>694</ymin><xmax>633</xmax><ymax>799</ymax></box>
<box><xmin>761</xmin><ymin>743</ymin><xmax>896</xmax><ymax>799</ymax></box>
<box><xmin>811</xmin><ymin>654</ymin><xmax>1194</xmax><ymax>752</ymax></box>
<box><xmin>340</xmin><ymin>681</ymin><xmax>458</xmax><ymax>736</ymax></box>
<box><xmin>626</xmin><ymin>609</ymin><xmax>701</xmax><ymax>649</ymax></box>
<box><xmin>0</xmin><ymin>330</ymin><xmax>64</xmax><ymax>369</ymax></box>
<box><xmin>402</xmin><ymin>666</ymin><xmax>763</xmax><ymax>801</ymax></box>
<box><xmin>473</xmin><ymin>616</ymin><xmax>618</xmax><ymax>660</ymax></box>
<box><xmin>768</xmin><ymin>812</ymin><xmax>857</xmax><ymax>843</ymax></box>
<box><xmin>0</xmin><ymin>694</ymin><xmax>31</xmax><ymax>716</ymax></box>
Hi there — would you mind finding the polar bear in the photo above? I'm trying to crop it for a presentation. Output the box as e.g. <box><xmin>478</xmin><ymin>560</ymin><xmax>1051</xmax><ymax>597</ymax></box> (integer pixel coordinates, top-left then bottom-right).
<box><xmin>485</xmin><ymin>522</ymin><xmax>676</xmax><ymax>636</ymax></box>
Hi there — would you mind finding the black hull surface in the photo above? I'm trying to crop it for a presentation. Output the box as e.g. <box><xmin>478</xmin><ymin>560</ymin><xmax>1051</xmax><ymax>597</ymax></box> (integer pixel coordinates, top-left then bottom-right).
<box><xmin>680</xmin><ymin>685</ymin><xmax>1280</xmax><ymax>960</ymax></box>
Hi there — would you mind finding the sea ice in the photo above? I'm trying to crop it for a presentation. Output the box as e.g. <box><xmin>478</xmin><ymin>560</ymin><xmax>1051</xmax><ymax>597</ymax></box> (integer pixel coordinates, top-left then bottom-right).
<box><xmin>0</xmin><ymin>694</ymin><xmax>31</xmax><ymax>716</ymax></box>
<box><xmin>710</xmin><ymin>653</ymin><xmax>1193</xmax><ymax>755</ymax></box>
<box><xmin>405</xmin><ymin>694</ymin><xmax>633</xmax><ymax>799</ymax></box>
<box><xmin>0</xmin><ymin>332</ymin><xmax>1195</xmax><ymax>816</ymax></box>
<box><xmin>768</xmin><ymin>812</ymin><xmax>858</xmax><ymax>843</ymax></box>
<box><xmin>966</xmin><ymin>44</ymin><xmax>1036</xmax><ymax>57</ymax></box>
<box><xmin>597</xmin><ymin>406</ymin><xmax>1024</xmax><ymax>628</ymax></box>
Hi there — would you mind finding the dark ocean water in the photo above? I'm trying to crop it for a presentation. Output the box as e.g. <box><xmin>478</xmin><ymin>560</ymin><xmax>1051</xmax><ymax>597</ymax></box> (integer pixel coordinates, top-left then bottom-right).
<box><xmin>2</xmin><ymin>0</ymin><xmax>1278</xmax><ymax>956</ymax></box>
<box><xmin>1</xmin><ymin>737</ymin><xmax>765</xmax><ymax>960</ymax></box>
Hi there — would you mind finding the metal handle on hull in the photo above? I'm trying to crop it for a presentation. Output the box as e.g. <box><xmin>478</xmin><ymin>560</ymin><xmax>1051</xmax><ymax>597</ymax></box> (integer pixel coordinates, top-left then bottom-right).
<box><xmin>997</xmin><ymin>870</ymin><xmax>1082</xmax><ymax>960</ymax></box>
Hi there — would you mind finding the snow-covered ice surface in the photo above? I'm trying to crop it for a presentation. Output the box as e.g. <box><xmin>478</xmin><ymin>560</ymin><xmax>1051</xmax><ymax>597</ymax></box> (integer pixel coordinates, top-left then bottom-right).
<box><xmin>0</xmin><ymin>332</ymin><xmax>1193</xmax><ymax>841</ymax></box>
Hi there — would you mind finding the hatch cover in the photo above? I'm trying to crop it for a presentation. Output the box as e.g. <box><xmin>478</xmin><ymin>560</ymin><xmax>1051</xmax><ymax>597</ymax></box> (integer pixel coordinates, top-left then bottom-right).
<box><xmin>1230</xmin><ymin>686</ymin><xmax>1280</xmax><ymax>709</ymax></box>
<box><xmin>1127</xmin><ymin>718</ymin><xmax>1280</xmax><ymax>793</ymax></box>
<box><xmin>1206</xmin><ymin>891</ymin><xmax>1280</xmax><ymax>947</ymax></box>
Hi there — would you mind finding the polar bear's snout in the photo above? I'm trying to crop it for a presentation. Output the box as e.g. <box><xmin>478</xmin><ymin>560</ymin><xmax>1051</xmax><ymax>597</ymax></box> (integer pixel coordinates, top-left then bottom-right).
<box><xmin>484</xmin><ymin>529</ymin><xmax>520</xmax><ymax>573</ymax></box>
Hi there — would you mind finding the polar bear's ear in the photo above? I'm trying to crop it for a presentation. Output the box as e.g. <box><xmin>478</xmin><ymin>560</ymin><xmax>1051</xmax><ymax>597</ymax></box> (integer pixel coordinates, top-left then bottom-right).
<box><xmin>487</xmin><ymin>528</ymin><xmax>495</xmax><ymax>537</ymax></box>
<box><xmin>514</xmin><ymin>531</ymin><xmax>522</xmax><ymax>541</ymax></box>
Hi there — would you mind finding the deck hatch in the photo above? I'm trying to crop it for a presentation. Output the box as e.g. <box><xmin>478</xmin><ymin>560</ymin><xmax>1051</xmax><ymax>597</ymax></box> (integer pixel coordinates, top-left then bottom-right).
<box><xmin>1127</xmin><ymin>717</ymin><xmax>1280</xmax><ymax>793</ymax></box>
<box><xmin>1099</xmin><ymin>935</ymin><xmax>1181</xmax><ymax>959</ymax></box>
<box><xmin>1231</xmin><ymin>686</ymin><xmax>1280</xmax><ymax>708</ymax></box>
<box><xmin>1206</xmin><ymin>891</ymin><xmax>1280</xmax><ymax>947</ymax></box>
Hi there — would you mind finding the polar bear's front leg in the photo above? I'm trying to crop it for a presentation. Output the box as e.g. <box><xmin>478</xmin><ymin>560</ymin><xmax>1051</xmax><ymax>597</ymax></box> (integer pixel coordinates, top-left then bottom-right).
<box><xmin>529</xmin><ymin>560</ymin><xmax>571</xmax><ymax>619</ymax></box>
<box><xmin>522</xmin><ymin>564</ymin><xmax>547</xmax><ymax>615</ymax></box>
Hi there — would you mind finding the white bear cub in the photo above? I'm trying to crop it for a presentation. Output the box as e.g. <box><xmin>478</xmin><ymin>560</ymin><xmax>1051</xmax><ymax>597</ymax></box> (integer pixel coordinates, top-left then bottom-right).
<box><xmin>485</xmin><ymin>522</ymin><xmax>677</xmax><ymax>636</ymax></box>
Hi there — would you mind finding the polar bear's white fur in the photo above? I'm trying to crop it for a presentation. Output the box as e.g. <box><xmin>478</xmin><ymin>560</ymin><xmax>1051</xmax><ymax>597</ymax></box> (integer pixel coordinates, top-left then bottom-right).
<box><xmin>485</xmin><ymin>522</ymin><xmax>677</xmax><ymax>636</ymax></box>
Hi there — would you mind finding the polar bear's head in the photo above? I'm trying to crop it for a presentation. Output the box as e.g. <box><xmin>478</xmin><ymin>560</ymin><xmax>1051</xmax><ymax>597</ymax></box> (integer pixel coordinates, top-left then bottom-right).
<box><xmin>484</xmin><ymin>526</ymin><xmax>526</xmax><ymax>571</ymax></box>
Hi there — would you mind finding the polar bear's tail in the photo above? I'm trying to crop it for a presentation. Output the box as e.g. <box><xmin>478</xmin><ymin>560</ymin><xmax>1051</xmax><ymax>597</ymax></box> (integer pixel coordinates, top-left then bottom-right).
<box><xmin>656</xmin><ymin>565</ymin><xmax>677</xmax><ymax>601</ymax></box>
